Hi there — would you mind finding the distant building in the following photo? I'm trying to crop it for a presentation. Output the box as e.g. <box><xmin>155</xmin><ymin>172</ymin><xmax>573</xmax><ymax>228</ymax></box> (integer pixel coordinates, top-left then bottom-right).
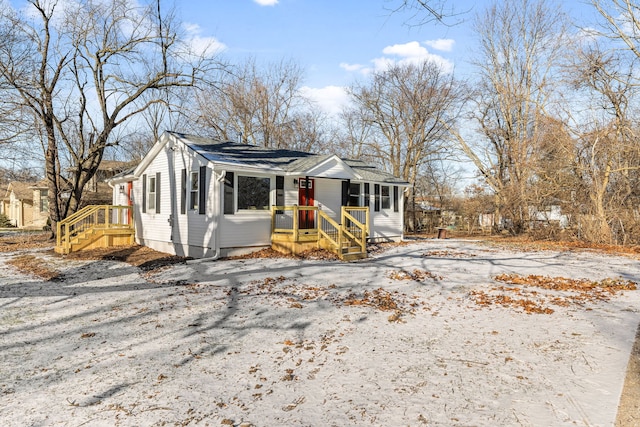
<box><xmin>0</xmin><ymin>181</ymin><xmax>49</xmax><ymax>229</ymax></box>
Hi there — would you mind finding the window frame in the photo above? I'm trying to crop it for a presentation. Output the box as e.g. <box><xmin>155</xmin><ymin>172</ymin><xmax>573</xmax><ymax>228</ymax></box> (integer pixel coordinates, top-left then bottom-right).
<box><xmin>348</xmin><ymin>182</ymin><xmax>361</xmax><ymax>207</ymax></box>
<box><xmin>189</xmin><ymin>170</ymin><xmax>199</xmax><ymax>211</ymax></box>
<box><xmin>381</xmin><ymin>185</ymin><xmax>391</xmax><ymax>210</ymax></box>
<box><xmin>40</xmin><ymin>189</ymin><xmax>49</xmax><ymax>213</ymax></box>
<box><xmin>237</xmin><ymin>175</ymin><xmax>272</xmax><ymax>211</ymax></box>
<box><xmin>148</xmin><ymin>175</ymin><xmax>157</xmax><ymax>211</ymax></box>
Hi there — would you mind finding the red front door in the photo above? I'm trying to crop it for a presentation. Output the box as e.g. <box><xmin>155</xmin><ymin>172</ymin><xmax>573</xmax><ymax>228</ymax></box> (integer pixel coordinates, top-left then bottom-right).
<box><xmin>298</xmin><ymin>178</ymin><xmax>315</xmax><ymax>229</ymax></box>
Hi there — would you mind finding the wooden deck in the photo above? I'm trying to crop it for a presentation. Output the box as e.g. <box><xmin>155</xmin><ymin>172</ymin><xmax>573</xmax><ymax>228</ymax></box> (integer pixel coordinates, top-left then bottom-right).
<box><xmin>54</xmin><ymin>204</ymin><xmax>370</xmax><ymax>261</ymax></box>
<box><xmin>271</xmin><ymin>206</ymin><xmax>369</xmax><ymax>260</ymax></box>
<box><xmin>55</xmin><ymin>205</ymin><xmax>134</xmax><ymax>254</ymax></box>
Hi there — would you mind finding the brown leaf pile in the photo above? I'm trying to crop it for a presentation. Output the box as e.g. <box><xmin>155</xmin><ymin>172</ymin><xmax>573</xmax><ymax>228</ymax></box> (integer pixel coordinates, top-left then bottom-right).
<box><xmin>343</xmin><ymin>288</ymin><xmax>401</xmax><ymax>311</ymax></box>
<box><xmin>469</xmin><ymin>274</ymin><xmax>637</xmax><ymax>314</ymax></box>
<box><xmin>225</xmin><ymin>247</ymin><xmax>339</xmax><ymax>261</ymax></box>
<box><xmin>422</xmin><ymin>250</ymin><xmax>476</xmax><ymax>258</ymax></box>
<box><xmin>388</xmin><ymin>269</ymin><xmax>442</xmax><ymax>282</ymax></box>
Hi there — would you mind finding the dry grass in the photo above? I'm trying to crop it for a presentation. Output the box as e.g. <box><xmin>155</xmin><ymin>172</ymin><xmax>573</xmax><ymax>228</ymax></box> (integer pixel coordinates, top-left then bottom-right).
<box><xmin>0</xmin><ymin>231</ymin><xmax>52</xmax><ymax>252</ymax></box>
<box><xmin>6</xmin><ymin>254</ymin><xmax>61</xmax><ymax>281</ymax></box>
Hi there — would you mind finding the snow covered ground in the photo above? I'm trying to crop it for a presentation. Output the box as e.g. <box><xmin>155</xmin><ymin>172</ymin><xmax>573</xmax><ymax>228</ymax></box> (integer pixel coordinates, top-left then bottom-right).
<box><xmin>1</xmin><ymin>239</ymin><xmax>639</xmax><ymax>426</ymax></box>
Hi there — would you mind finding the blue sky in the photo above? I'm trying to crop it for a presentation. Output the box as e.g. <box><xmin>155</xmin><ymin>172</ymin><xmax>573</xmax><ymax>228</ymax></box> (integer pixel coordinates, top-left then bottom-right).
<box><xmin>5</xmin><ymin>0</ymin><xmax>602</xmax><ymax>116</ymax></box>
<box><xmin>176</xmin><ymin>0</ymin><xmax>483</xmax><ymax>114</ymax></box>
<box><xmin>177</xmin><ymin>0</ymin><xmax>601</xmax><ymax>115</ymax></box>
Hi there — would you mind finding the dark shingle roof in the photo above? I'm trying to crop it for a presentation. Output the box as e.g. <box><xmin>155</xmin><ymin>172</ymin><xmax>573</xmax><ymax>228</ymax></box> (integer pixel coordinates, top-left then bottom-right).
<box><xmin>170</xmin><ymin>132</ymin><xmax>408</xmax><ymax>185</ymax></box>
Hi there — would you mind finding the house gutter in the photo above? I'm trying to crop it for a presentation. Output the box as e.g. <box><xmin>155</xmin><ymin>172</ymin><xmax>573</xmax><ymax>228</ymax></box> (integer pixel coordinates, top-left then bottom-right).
<box><xmin>186</xmin><ymin>169</ymin><xmax>226</xmax><ymax>264</ymax></box>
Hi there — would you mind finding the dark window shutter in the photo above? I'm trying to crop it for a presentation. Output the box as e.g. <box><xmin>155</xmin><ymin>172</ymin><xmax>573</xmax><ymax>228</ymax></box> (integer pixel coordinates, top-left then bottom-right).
<box><xmin>224</xmin><ymin>172</ymin><xmax>235</xmax><ymax>214</ymax></box>
<box><xmin>393</xmin><ymin>186</ymin><xmax>399</xmax><ymax>212</ymax></box>
<box><xmin>199</xmin><ymin>166</ymin><xmax>207</xmax><ymax>215</ymax></box>
<box><xmin>374</xmin><ymin>184</ymin><xmax>380</xmax><ymax>212</ymax></box>
<box><xmin>341</xmin><ymin>180</ymin><xmax>349</xmax><ymax>206</ymax></box>
<box><xmin>142</xmin><ymin>174</ymin><xmax>147</xmax><ymax>213</ymax></box>
<box><xmin>364</xmin><ymin>183</ymin><xmax>370</xmax><ymax>207</ymax></box>
<box><xmin>155</xmin><ymin>172</ymin><xmax>161</xmax><ymax>214</ymax></box>
<box><xmin>180</xmin><ymin>169</ymin><xmax>186</xmax><ymax>214</ymax></box>
<box><xmin>275</xmin><ymin>175</ymin><xmax>284</xmax><ymax>207</ymax></box>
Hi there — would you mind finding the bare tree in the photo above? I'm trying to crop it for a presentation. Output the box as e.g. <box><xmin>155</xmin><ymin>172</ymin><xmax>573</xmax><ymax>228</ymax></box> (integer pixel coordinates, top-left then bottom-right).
<box><xmin>590</xmin><ymin>0</ymin><xmax>640</xmax><ymax>59</ymax></box>
<box><xmin>0</xmin><ymin>0</ymin><xmax>221</xmax><ymax>235</ymax></box>
<box><xmin>563</xmin><ymin>46</ymin><xmax>640</xmax><ymax>243</ymax></box>
<box><xmin>344</xmin><ymin>60</ymin><xmax>463</xmax><ymax>220</ymax></box>
<box><xmin>193</xmin><ymin>58</ymin><xmax>328</xmax><ymax>152</ymax></box>
<box><xmin>450</xmin><ymin>0</ymin><xmax>568</xmax><ymax>233</ymax></box>
<box><xmin>385</xmin><ymin>0</ymin><xmax>467</xmax><ymax>26</ymax></box>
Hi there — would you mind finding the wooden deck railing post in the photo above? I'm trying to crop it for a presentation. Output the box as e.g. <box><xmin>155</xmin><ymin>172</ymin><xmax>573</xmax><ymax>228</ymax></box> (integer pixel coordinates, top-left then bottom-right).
<box><xmin>293</xmin><ymin>205</ymin><xmax>299</xmax><ymax>242</ymax></box>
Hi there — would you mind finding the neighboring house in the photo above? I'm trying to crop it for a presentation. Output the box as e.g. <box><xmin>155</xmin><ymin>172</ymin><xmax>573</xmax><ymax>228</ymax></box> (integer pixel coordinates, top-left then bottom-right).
<box><xmin>65</xmin><ymin>160</ymin><xmax>135</xmax><ymax>206</ymax></box>
<box><xmin>0</xmin><ymin>181</ymin><xmax>49</xmax><ymax>229</ymax></box>
<box><xmin>107</xmin><ymin>131</ymin><xmax>409</xmax><ymax>258</ymax></box>
<box><xmin>529</xmin><ymin>204</ymin><xmax>569</xmax><ymax>228</ymax></box>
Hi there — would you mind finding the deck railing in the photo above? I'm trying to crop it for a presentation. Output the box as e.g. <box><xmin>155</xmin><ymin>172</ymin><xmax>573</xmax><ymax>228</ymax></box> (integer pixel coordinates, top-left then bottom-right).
<box><xmin>56</xmin><ymin>205</ymin><xmax>133</xmax><ymax>254</ymax></box>
<box><xmin>271</xmin><ymin>205</ymin><xmax>369</xmax><ymax>258</ymax></box>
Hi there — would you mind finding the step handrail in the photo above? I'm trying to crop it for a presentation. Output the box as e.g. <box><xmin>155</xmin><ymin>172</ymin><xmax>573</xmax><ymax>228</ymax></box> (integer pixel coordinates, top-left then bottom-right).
<box><xmin>341</xmin><ymin>207</ymin><xmax>367</xmax><ymax>254</ymax></box>
<box><xmin>57</xmin><ymin>205</ymin><xmax>132</xmax><ymax>253</ymax></box>
<box><xmin>317</xmin><ymin>210</ymin><xmax>342</xmax><ymax>250</ymax></box>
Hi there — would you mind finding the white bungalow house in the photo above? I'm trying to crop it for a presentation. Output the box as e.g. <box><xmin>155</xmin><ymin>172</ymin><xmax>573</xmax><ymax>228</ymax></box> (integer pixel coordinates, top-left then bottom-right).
<box><xmin>106</xmin><ymin>131</ymin><xmax>409</xmax><ymax>259</ymax></box>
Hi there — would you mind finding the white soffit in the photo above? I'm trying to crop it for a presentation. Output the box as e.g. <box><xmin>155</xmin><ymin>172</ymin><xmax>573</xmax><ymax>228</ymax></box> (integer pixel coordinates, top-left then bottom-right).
<box><xmin>303</xmin><ymin>155</ymin><xmax>361</xmax><ymax>180</ymax></box>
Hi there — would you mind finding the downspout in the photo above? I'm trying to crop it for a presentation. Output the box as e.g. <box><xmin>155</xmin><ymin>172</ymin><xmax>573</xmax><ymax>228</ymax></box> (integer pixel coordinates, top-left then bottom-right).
<box><xmin>187</xmin><ymin>169</ymin><xmax>226</xmax><ymax>264</ymax></box>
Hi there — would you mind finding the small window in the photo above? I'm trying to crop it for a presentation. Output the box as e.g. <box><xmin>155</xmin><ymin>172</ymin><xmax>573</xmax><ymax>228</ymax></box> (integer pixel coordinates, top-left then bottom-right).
<box><xmin>148</xmin><ymin>176</ymin><xmax>156</xmax><ymax>211</ymax></box>
<box><xmin>349</xmin><ymin>183</ymin><xmax>360</xmax><ymax>206</ymax></box>
<box><xmin>381</xmin><ymin>186</ymin><xmax>390</xmax><ymax>209</ymax></box>
<box><xmin>189</xmin><ymin>171</ymin><xmax>199</xmax><ymax>210</ymax></box>
<box><xmin>238</xmin><ymin>176</ymin><xmax>270</xmax><ymax>210</ymax></box>
<box><xmin>40</xmin><ymin>189</ymin><xmax>49</xmax><ymax>213</ymax></box>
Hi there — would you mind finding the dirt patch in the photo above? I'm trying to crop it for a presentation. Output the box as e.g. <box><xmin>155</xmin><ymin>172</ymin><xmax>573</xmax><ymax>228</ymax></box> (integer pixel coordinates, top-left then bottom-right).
<box><xmin>62</xmin><ymin>245</ymin><xmax>190</xmax><ymax>271</ymax></box>
<box><xmin>5</xmin><ymin>254</ymin><xmax>61</xmax><ymax>281</ymax></box>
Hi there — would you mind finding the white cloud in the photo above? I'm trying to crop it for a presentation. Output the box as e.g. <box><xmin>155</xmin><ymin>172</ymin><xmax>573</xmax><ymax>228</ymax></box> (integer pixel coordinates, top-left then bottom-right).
<box><xmin>382</xmin><ymin>41</ymin><xmax>429</xmax><ymax>58</ymax></box>
<box><xmin>254</xmin><ymin>0</ymin><xmax>279</xmax><ymax>6</ymax></box>
<box><xmin>424</xmin><ymin>38</ymin><xmax>455</xmax><ymax>52</ymax></box>
<box><xmin>183</xmin><ymin>23</ymin><xmax>226</xmax><ymax>57</ymax></box>
<box><xmin>339</xmin><ymin>62</ymin><xmax>365</xmax><ymax>72</ymax></box>
<box><xmin>343</xmin><ymin>41</ymin><xmax>454</xmax><ymax>77</ymax></box>
<box><xmin>300</xmin><ymin>85</ymin><xmax>350</xmax><ymax>117</ymax></box>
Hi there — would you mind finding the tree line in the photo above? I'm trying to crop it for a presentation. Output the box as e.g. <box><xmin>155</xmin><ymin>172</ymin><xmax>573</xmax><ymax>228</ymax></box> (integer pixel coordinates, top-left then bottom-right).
<box><xmin>0</xmin><ymin>0</ymin><xmax>638</xmax><ymax>245</ymax></box>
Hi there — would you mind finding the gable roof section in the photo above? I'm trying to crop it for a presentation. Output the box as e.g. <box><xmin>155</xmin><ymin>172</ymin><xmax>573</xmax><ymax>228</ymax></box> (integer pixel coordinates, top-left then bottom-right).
<box><xmin>7</xmin><ymin>181</ymin><xmax>36</xmax><ymax>200</ymax></box>
<box><xmin>129</xmin><ymin>131</ymin><xmax>409</xmax><ymax>186</ymax></box>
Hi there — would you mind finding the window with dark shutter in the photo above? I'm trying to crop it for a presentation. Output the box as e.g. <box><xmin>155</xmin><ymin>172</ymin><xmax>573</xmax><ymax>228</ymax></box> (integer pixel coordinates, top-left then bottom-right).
<box><xmin>349</xmin><ymin>182</ymin><xmax>360</xmax><ymax>206</ymax></box>
<box><xmin>381</xmin><ymin>186</ymin><xmax>390</xmax><ymax>209</ymax></box>
<box><xmin>189</xmin><ymin>171</ymin><xmax>198</xmax><ymax>211</ymax></box>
